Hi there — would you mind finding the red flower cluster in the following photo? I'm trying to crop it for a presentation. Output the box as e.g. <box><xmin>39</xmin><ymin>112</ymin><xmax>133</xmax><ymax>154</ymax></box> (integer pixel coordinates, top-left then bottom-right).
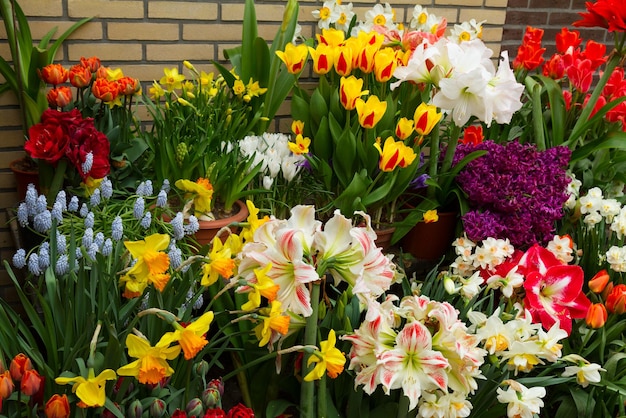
<box><xmin>173</xmin><ymin>403</ymin><xmax>255</xmax><ymax>418</ymax></box>
<box><xmin>40</xmin><ymin>56</ymin><xmax>140</xmax><ymax>109</ymax></box>
<box><xmin>573</xmin><ymin>0</ymin><xmax>626</xmax><ymax>32</ymax></box>
<box><xmin>512</xmin><ymin>26</ymin><xmax>546</xmax><ymax>71</ymax></box>
<box><xmin>0</xmin><ymin>353</ymin><xmax>48</xmax><ymax>414</ymax></box>
<box><xmin>26</xmin><ymin>108</ymin><xmax>110</xmax><ymax>181</ymax></box>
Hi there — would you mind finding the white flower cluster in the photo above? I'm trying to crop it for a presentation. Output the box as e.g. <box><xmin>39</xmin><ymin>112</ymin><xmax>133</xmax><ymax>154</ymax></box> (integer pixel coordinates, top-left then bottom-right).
<box><xmin>238</xmin><ymin>133</ymin><xmax>306</xmax><ymax>190</ymax></box>
<box><xmin>450</xmin><ymin>235</ymin><xmax>515</xmax><ymax>277</ymax></box>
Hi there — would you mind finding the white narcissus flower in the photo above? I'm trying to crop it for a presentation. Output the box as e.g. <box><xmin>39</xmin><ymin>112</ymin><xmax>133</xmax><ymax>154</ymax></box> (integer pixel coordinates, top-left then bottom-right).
<box><xmin>363</xmin><ymin>3</ymin><xmax>396</xmax><ymax>31</ymax></box>
<box><xmin>486</xmin><ymin>265</ymin><xmax>524</xmax><ymax>299</ymax></box>
<box><xmin>605</xmin><ymin>245</ymin><xmax>626</xmax><ymax>272</ymax></box>
<box><xmin>547</xmin><ymin>235</ymin><xmax>574</xmax><ymax>264</ymax></box>
<box><xmin>496</xmin><ymin>380</ymin><xmax>546</xmax><ymax>418</ymax></box>
<box><xmin>562</xmin><ymin>361</ymin><xmax>605</xmax><ymax>388</ymax></box>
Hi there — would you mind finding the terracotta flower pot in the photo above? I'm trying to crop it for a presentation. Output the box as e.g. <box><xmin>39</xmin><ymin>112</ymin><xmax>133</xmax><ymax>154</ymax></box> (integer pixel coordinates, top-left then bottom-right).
<box><xmin>192</xmin><ymin>200</ymin><xmax>250</xmax><ymax>246</ymax></box>
<box><xmin>374</xmin><ymin>226</ymin><xmax>396</xmax><ymax>252</ymax></box>
<box><xmin>9</xmin><ymin>158</ymin><xmax>39</xmax><ymax>201</ymax></box>
<box><xmin>400</xmin><ymin>211</ymin><xmax>458</xmax><ymax>260</ymax></box>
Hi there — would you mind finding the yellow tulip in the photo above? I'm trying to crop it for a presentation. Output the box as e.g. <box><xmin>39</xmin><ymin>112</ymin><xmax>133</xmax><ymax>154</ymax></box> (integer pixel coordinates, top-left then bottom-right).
<box><xmin>317</xmin><ymin>28</ymin><xmax>345</xmax><ymax>48</ymax></box>
<box><xmin>356</xmin><ymin>95</ymin><xmax>387</xmax><ymax>129</ymax></box>
<box><xmin>334</xmin><ymin>45</ymin><xmax>353</xmax><ymax>76</ymax></box>
<box><xmin>275</xmin><ymin>43</ymin><xmax>309</xmax><ymax>74</ymax></box>
<box><xmin>288</xmin><ymin>134</ymin><xmax>311</xmax><ymax>155</ymax></box>
<box><xmin>308</xmin><ymin>44</ymin><xmax>334</xmax><ymax>75</ymax></box>
<box><xmin>373</xmin><ymin>47</ymin><xmax>398</xmax><ymax>83</ymax></box>
<box><xmin>374</xmin><ymin>136</ymin><xmax>417</xmax><ymax>172</ymax></box>
<box><xmin>395</xmin><ymin>117</ymin><xmax>414</xmax><ymax>140</ymax></box>
<box><xmin>339</xmin><ymin>76</ymin><xmax>367</xmax><ymax>111</ymax></box>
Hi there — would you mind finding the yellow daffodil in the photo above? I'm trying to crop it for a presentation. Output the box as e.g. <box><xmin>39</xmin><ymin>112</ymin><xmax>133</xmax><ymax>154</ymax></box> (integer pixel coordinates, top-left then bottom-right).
<box><xmin>55</xmin><ymin>368</ymin><xmax>117</xmax><ymax>408</ymax></box>
<box><xmin>308</xmin><ymin>44</ymin><xmax>334</xmax><ymax>75</ymax></box>
<box><xmin>288</xmin><ymin>134</ymin><xmax>311</xmax><ymax>155</ymax></box>
<box><xmin>246</xmin><ymin>78</ymin><xmax>268</xmax><ymax>98</ymax></box>
<box><xmin>120</xmin><ymin>233</ymin><xmax>171</xmax><ymax>297</ymax></box>
<box><xmin>356</xmin><ymin>95</ymin><xmax>387</xmax><ymax>129</ymax></box>
<box><xmin>149</xmin><ymin>81</ymin><xmax>165</xmax><ymax>100</ymax></box>
<box><xmin>395</xmin><ymin>117</ymin><xmax>415</xmax><ymax>140</ymax></box>
<box><xmin>339</xmin><ymin>75</ymin><xmax>368</xmax><ymax>111</ymax></box>
<box><xmin>105</xmin><ymin>67</ymin><xmax>124</xmax><ymax>81</ymax></box>
<box><xmin>175</xmin><ymin>178</ymin><xmax>214</xmax><ymax>216</ymax></box>
<box><xmin>413</xmin><ymin>102</ymin><xmax>442</xmax><ymax>139</ymax></box>
<box><xmin>275</xmin><ymin>43</ymin><xmax>309</xmax><ymax>74</ymax></box>
<box><xmin>374</xmin><ymin>136</ymin><xmax>417</xmax><ymax>172</ymax></box>
<box><xmin>304</xmin><ymin>329</ymin><xmax>346</xmax><ymax>381</ymax></box>
<box><xmin>201</xmin><ymin>237</ymin><xmax>235</xmax><ymax>286</ymax></box>
<box><xmin>159</xmin><ymin>67</ymin><xmax>185</xmax><ymax>91</ymax></box>
<box><xmin>241</xmin><ymin>263</ymin><xmax>279</xmax><ymax>311</ymax></box>
<box><xmin>81</xmin><ymin>176</ymin><xmax>103</xmax><ymax>196</ymax></box>
<box><xmin>233</xmin><ymin>79</ymin><xmax>246</xmax><ymax>97</ymax></box>
<box><xmin>240</xmin><ymin>200</ymin><xmax>270</xmax><ymax>243</ymax></box>
<box><xmin>116</xmin><ymin>334</ymin><xmax>181</xmax><ymax>385</ymax></box>
<box><xmin>199</xmin><ymin>71</ymin><xmax>214</xmax><ymax>87</ymax></box>
<box><xmin>373</xmin><ymin>47</ymin><xmax>397</xmax><ymax>83</ymax></box>
<box><xmin>160</xmin><ymin>311</ymin><xmax>214</xmax><ymax>360</ymax></box>
<box><xmin>254</xmin><ymin>301</ymin><xmax>290</xmax><ymax>347</ymax></box>
<box><xmin>424</xmin><ymin>209</ymin><xmax>439</xmax><ymax>223</ymax></box>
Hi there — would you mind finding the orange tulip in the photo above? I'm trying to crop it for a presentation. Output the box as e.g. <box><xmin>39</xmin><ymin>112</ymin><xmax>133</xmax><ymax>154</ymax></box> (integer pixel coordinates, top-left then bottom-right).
<box><xmin>80</xmin><ymin>56</ymin><xmax>101</xmax><ymax>72</ymax></box>
<box><xmin>39</xmin><ymin>64</ymin><xmax>68</xmax><ymax>86</ymax></box>
<box><xmin>606</xmin><ymin>284</ymin><xmax>626</xmax><ymax>314</ymax></box>
<box><xmin>45</xmin><ymin>394</ymin><xmax>71</xmax><ymax>418</ymax></box>
<box><xmin>20</xmin><ymin>368</ymin><xmax>42</xmax><ymax>396</ymax></box>
<box><xmin>10</xmin><ymin>353</ymin><xmax>32</xmax><ymax>382</ymax></box>
<box><xmin>118</xmin><ymin>76</ymin><xmax>141</xmax><ymax>96</ymax></box>
<box><xmin>585</xmin><ymin>303</ymin><xmax>608</xmax><ymax>329</ymax></box>
<box><xmin>588</xmin><ymin>269</ymin><xmax>610</xmax><ymax>294</ymax></box>
<box><xmin>47</xmin><ymin>86</ymin><xmax>73</xmax><ymax>108</ymax></box>
<box><xmin>0</xmin><ymin>371</ymin><xmax>14</xmax><ymax>399</ymax></box>
<box><xmin>92</xmin><ymin>78</ymin><xmax>120</xmax><ymax>103</ymax></box>
<box><xmin>69</xmin><ymin>64</ymin><xmax>92</xmax><ymax>88</ymax></box>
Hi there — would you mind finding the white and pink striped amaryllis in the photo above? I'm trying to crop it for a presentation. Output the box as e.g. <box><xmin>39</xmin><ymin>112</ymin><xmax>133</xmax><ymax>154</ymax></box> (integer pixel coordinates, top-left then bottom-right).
<box><xmin>236</xmin><ymin>205</ymin><xmax>397</xmax><ymax>317</ymax></box>
<box><xmin>343</xmin><ymin>294</ymin><xmax>486</xmax><ymax>412</ymax></box>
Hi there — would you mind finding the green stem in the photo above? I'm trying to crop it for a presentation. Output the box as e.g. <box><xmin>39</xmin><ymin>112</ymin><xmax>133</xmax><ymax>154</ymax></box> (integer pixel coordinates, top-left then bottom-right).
<box><xmin>427</xmin><ymin>123</ymin><xmax>440</xmax><ymax>201</ymax></box>
<box><xmin>318</xmin><ymin>374</ymin><xmax>327</xmax><ymax>418</ymax></box>
<box><xmin>396</xmin><ymin>394</ymin><xmax>410</xmax><ymax>418</ymax></box>
<box><xmin>300</xmin><ymin>282</ymin><xmax>321</xmax><ymax>418</ymax></box>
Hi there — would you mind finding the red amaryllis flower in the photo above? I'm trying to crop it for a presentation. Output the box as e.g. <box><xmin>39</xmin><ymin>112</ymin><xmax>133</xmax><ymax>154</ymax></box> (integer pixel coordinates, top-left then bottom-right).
<box><xmin>519</xmin><ymin>244</ymin><xmax>591</xmax><ymax>335</ymax></box>
<box><xmin>69</xmin><ymin>64</ymin><xmax>92</xmax><ymax>88</ymax></box>
<box><xmin>47</xmin><ymin>86</ymin><xmax>73</xmax><ymax>108</ymax></box>
<box><xmin>39</xmin><ymin>64</ymin><xmax>68</xmax><ymax>86</ymax></box>
<box><xmin>573</xmin><ymin>0</ymin><xmax>626</xmax><ymax>32</ymax></box>
<box><xmin>226</xmin><ymin>403</ymin><xmax>255</xmax><ymax>418</ymax></box>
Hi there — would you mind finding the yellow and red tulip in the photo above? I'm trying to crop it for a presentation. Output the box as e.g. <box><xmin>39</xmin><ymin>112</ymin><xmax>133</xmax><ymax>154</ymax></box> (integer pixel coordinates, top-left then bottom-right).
<box><xmin>373</xmin><ymin>47</ymin><xmax>398</xmax><ymax>83</ymax></box>
<box><xmin>339</xmin><ymin>76</ymin><xmax>367</xmax><ymax>111</ymax></box>
<box><xmin>356</xmin><ymin>95</ymin><xmax>387</xmax><ymax>129</ymax></box>
<box><xmin>308</xmin><ymin>44</ymin><xmax>334</xmax><ymax>75</ymax></box>
<box><xmin>275</xmin><ymin>43</ymin><xmax>309</xmax><ymax>74</ymax></box>
<box><xmin>374</xmin><ymin>136</ymin><xmax>417</xmax><ymax>172</ymax></box>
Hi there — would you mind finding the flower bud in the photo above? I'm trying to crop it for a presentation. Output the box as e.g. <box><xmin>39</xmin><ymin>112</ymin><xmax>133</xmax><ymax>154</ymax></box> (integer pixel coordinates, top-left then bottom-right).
<box><xmin>186</xmin><ymin>398</ymin><xmax>204</xmax><ymax>416</ymax></box>
<box><xmin>20</xmin><ymin>368</ymin><xmax>42</xmax><ymax>396</ymax></box>
<box><xmin>150</xmin><ymin>399</ymin><xmax>167</xmax><ymax>418</ymax></box>
<box><xmin>127</xmin><ymin>399</ymin><xmax>143</xmax><ymax>418</ymax></box>
<box><xmin>585</xmin><ymin>303</ymin><xmax>608</xmax><ymax>329</ymax></box>
<box><xmin>208</xmin><ymin>378</ymin><xmax>224</xmax><ymax>396</ymax></box>
<box><xmin>588</xmin><ymin>269</ymin><xmax>610</xmax><ymax>293</ymax></box>
<box><xmin>0</xmin><ymin>371</ymin><xmax>14</xmax><ymax>399</ymax></box>
<box><xmin>194</xmin><ymin>360</ymin><xmax>209</xmax><ymax>378</ymax></box>
<box><xmin>202</xmin><ymin>387</ymin><xmax>222</xmax><ymax>409</ymax></box>
<box><xmin>606</xmin><ymin>284</ymin><xmax>626</xmax><ymax>314</ymax></box>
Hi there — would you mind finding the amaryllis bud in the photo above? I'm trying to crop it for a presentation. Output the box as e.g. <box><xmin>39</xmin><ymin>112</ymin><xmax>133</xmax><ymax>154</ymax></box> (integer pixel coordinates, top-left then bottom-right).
<box><xmin>10</xmin><ymin>353</ymin><xmax>32</xmax><ymax>381</ymax></box>
<box><xmin>150</xmin><ymin>399</ymin><xmax>167</xmax><ymax>418</ymax></box>
<box><xmin>186</xmin><ymin>398</ymin><xmax>204</xmax><ymax>416</ymax></box>
<box><xmin>588</xmin><ymin>269</ymin><xmax>610</xmax><ymax>293</ymax></box>
<box><xmin>585</xmin><ymin>303</ymin><xmax>608</xmax><ymax>329</ymax></box>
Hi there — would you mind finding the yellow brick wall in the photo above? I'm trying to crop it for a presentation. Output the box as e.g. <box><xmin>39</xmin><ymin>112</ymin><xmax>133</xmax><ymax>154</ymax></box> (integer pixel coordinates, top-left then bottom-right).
<box><xmin>0</xmin><ymin>0</ymin><xmax>508</xmax><ymax>296</ymax></box>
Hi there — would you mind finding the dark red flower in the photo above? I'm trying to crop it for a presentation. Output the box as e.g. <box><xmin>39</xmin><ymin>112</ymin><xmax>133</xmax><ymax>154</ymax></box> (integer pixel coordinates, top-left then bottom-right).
<box><xmin>226</xmin><ymin>404</ymin><xmax>254</xmax><ymax>418</ymax></box>
<box><xmin>172</xmin><ymin>409</ymin><xmax>188</xmax><ymax>418</ymax></box>
<box><xmin>65</xmin><ymin>117</ymin><xmax>111</xmax><ymax>180</ymax></box>
<box><xmin>203</xmin><ymin>408</ymin><xmax>227</xmax><ymax>418</ymax></box>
